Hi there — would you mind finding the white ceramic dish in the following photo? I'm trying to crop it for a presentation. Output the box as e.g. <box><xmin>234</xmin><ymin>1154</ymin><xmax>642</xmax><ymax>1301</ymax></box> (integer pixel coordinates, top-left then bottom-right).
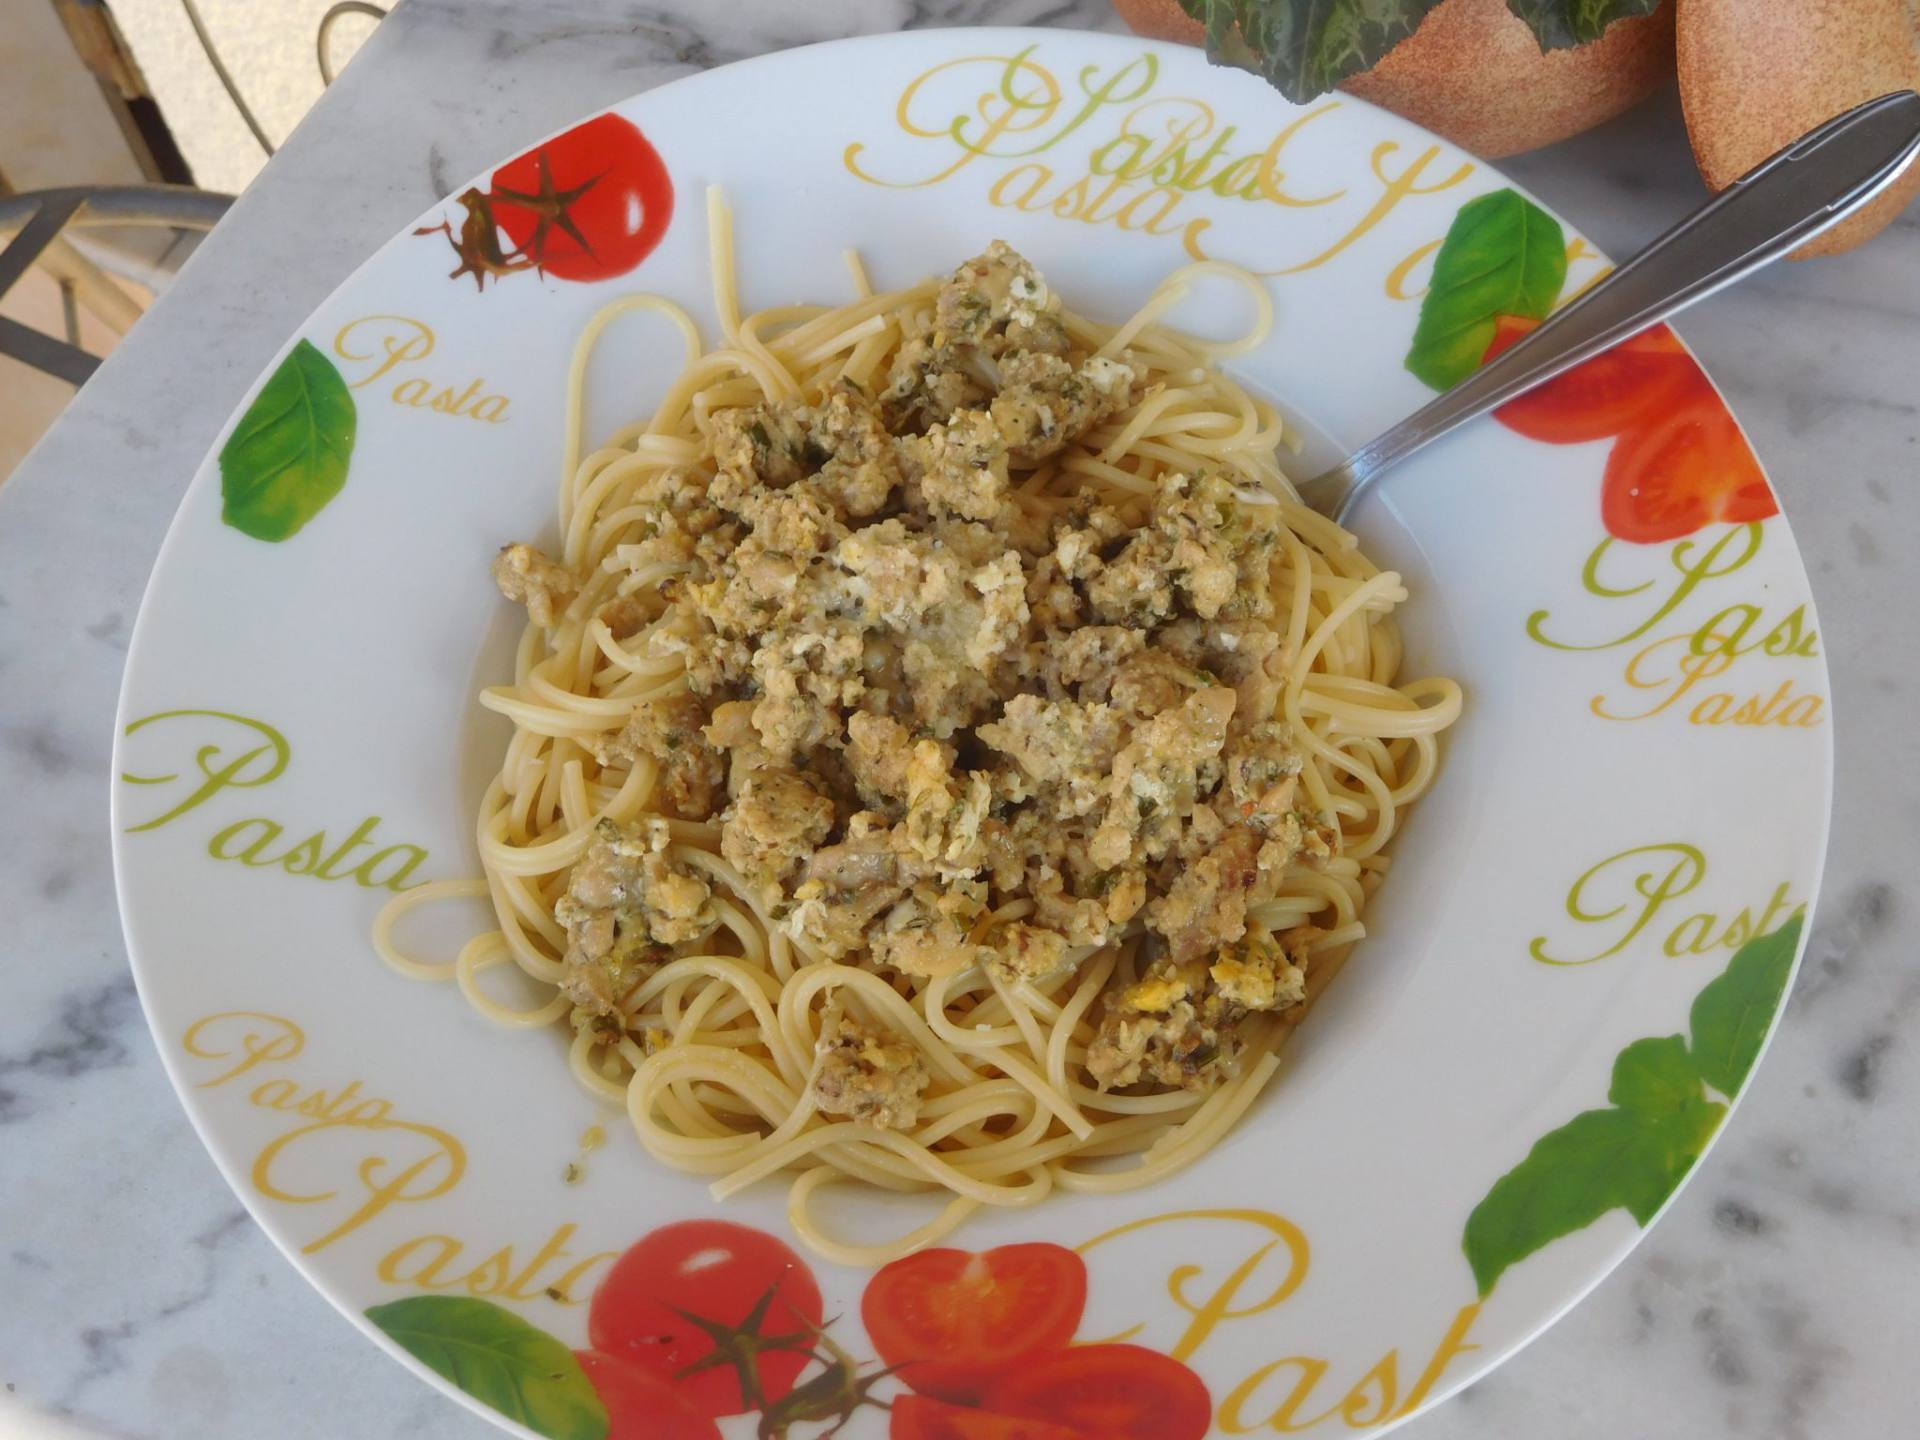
<box><xmin>112</xmin><ymin>29</ymin><xmax>1829</xmax><ymax>1440</ymax></box>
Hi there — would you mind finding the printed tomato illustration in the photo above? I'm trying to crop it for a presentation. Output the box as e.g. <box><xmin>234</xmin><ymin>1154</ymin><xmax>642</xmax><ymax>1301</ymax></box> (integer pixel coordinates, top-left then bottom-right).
<box><xmin>1410</xmin><ymin>190</ymin><xmax>1782</xmax><ymax>548</ymax></box>
<box><xmin>985</xmin><ymin>1343</ymin><xmax>1212</xmax><ymax>1440</ymax></box>
<box><xmin>574</xmin><ymin>1350</ymin><xmax>720</xmax><ymax>1440</ymax></box>
<box><xmin>1600</xmin><ymin>386</ymin><xmax>1776</xmax><ymax>543</ymax></box>
<box><xmin>891</xmin><ymin>1393</ymin><xmax>1089</xmax><ymax>1440</ymax></box>
<box><xmin>491</xmin><ymin>114</ymin><xmax>672</xmax><ymax>280</ymax></box>
<box><xmin>417</xmin><ymin>112</ymin><xmax>672</xmax><ymax>289</ymax></box>
<box><xmin>862</xmin><ymin>1243</ymin><xmax>1088</xmax><ymax>1403</ymax></box>
<box><xmin>588</xmin><ymin>1219</ymin><xmax>823</xmax><ymax>1417</ymax></box>
<box><xmin>1483</xmin><ymin>316</ymin><xmax>1701</xmax><ymax>445</ymax></box>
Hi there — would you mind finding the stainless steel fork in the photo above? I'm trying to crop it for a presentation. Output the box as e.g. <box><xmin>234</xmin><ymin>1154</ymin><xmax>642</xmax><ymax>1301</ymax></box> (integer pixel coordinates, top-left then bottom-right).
<box><xmin>1298</xmin><ymin>91</ymin><xmax>1920</xmax><ymax>523</ymax></box>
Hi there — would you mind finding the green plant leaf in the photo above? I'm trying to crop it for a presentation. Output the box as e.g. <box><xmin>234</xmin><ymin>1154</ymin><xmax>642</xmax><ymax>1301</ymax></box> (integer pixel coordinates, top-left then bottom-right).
<box><xmin>1174</xmin><ymin>1</ymin><xmax>1660</xmax><ymax>103</ymax></box>
<box><xmin>1608</xmin><ymin>1034</ymin><xmax>1699</xmax><ymax>1120</ymax></box>
<box><xmin>219</xmin><ymin>338</ymin><xmax>356</xmax><ymax>542</ymax></box>
<box><xmin>366</xmin><ymin>1296</ymin><xmax>608</xmax><ymax>1440</ymax></box>
<box><xmin>1405</xmin><ymin>189</ymin><xmax>1566</xmax><ymax>390</ymax></box>
<box><xmin>1462</xmin><ymin>1096</ymin><xmax>1722</xmax><ymax>1296</ymax></box>
<box><xmin>1503</xmin><ymin>0</ymin><xmax>1665</xmax><ymax>50</ymax></box>
<box><xmin>1177</xmin><ymin>0</ymin><xmax>1442</xmax><ymax>103</ymax></box>
<box><xmin>1689</xmin><ymin>913</ymin><xmax>1803</xmax><ymax>1098</ymax></box>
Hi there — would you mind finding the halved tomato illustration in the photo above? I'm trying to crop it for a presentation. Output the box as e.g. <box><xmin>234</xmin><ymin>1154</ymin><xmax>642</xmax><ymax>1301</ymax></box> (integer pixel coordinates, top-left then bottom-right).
<box><xmin>891</xmin><ymin>1393</ymin><xmax>1089</xmax><ymax>1440</ymax></box>
<box><xmin>985</xmin><ymin>1343</ymin><xmax>1212</xmax><ymax>1440</ymax></box>
<box><xmin>862</xmin><ymin>1244</ymin><xmax>1088</xmax><ymax>1403</ymax></box>
<box><xmin>1600</xmin><ymin>386</ymin><xmax>1776</xmax><ymax>543</ymax></box>
<box><xmin>1484</xmin><ymin>315</ymin><xmax>1701</xmax><ymax>445</ymax></box>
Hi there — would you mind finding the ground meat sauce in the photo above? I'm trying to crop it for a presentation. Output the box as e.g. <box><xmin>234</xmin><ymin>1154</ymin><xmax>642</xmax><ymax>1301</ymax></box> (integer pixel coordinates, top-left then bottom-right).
<box><xmin>496</xmin><ymin>244</ymin><xmax>1332</xmax><ymax>1117</ymax></box>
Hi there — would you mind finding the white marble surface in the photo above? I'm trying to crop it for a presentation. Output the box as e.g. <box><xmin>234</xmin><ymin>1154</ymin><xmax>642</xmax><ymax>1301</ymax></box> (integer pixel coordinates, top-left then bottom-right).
<box><xmin>2</xmin><ymin>2</ymin><xmax>1914</xmax><ymax>1436</ymax></box>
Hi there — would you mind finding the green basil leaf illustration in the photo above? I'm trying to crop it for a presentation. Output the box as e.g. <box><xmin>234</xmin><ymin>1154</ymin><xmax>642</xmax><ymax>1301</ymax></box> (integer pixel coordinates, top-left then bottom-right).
<box><xmin>1462</xmin><ymin>1097</ymin><xmax>1722</xmax><ymax>1297</ymax></box>
<box><xmin>219</xmin><ymin>338</ymin><xmax>356</xmax><ymax>542</ymax></box>
<box><xmin>366</xmin><ymin>1296</ymin><xmax>608</xmax><ymax>1440</ymax></box>
<box><xmin>1405</xmin><ymin>189</ymin><xmax>1566</xmax><ymax>391</ymax></box>
<box><xmin>1607</xmin><ymin>1034</ymin><xmax>1700</xmax><ymax>1120</ymax></box>
<box><xmin>1624</xmin><ymin>1097</ymin><xmax>1724</xmax><ymax>1225</ymax></box>
<box><xmin>1462</xmin><ymin>918</ymin><xmax>1807</xmax><ymax>1296</ymax></box>
<box><xmin>1689</xmin><ymin>912</ymin><xmax>1803</xmax><ymax>1098</ymax></box>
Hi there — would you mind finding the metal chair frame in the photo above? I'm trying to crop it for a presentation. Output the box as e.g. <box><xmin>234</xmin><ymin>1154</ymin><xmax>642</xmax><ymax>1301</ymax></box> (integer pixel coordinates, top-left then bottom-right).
<box><xmin>0</xmin><ymin>185</ymin><xmax>232</xmax><ymax>386</ymax></box>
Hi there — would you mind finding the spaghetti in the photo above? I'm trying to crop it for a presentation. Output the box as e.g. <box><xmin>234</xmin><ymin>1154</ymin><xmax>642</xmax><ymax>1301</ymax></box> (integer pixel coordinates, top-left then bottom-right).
<box><xmin>378</xmin><ymin>191</ymin><xmax>1462</xmax><ymax>1265</ymax></box>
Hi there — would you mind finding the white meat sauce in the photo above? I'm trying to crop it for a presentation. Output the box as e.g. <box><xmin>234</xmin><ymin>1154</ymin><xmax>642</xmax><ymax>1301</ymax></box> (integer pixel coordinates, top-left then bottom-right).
<box><xmin>494</xmin><ymin>243</ymin><xmax>1334</xmax><ymax>1128</ymax></box>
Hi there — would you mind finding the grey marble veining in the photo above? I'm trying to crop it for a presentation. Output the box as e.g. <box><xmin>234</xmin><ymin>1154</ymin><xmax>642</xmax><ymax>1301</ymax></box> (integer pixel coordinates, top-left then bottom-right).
<box><xmin>1</xmin><ymin>2</ymin><xmax>1913</xmax><ymax>1436</ymax></box>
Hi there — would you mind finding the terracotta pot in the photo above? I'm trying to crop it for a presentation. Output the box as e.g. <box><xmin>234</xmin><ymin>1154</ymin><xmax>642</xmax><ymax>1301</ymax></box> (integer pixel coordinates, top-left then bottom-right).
<box><xmin>1109</xmin><ymin>0</ymin><xmax>1205</xmax><ymax>44</ymax></box>
<box><xmin>1678</xmin><ymin>0</ymin><xmax>1920</xmax><ymax>257</ymax></box>
<box><xmin>1109</xmin><ymin>0</ymin><xmax>1676</xmax><ymax>158</ymax></box>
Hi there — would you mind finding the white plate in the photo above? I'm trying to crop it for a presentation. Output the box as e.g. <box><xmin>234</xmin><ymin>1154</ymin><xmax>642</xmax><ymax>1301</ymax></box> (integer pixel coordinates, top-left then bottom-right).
<box><xmin>112</xmin><ymin>29</ymin><xmax>1830</xmax><ymax>1440</ymax></box>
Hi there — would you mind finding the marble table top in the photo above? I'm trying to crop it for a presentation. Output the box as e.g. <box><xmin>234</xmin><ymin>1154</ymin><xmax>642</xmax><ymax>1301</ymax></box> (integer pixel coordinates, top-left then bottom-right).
<box><xmin>2</xmin><ymin>2</ymin><xmax>1914</xmax><ymax>1436</ymax></box>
